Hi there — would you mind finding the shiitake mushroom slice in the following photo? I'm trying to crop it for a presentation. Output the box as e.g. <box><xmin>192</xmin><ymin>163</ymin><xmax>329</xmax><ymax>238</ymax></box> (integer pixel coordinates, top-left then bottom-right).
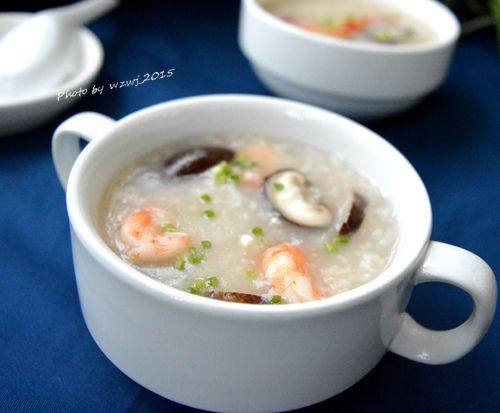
<box><xmin>340</xmin><ymin>193</ymin><xmax>367</xmax><ymax>235</ymax></box>
<box><xmin>264</xmin><ymin>169</ymin><xmax>333</xmax><ymax>228</ymax></box>
<box><xmin>204</xmin><ymin>291</ymin><xmax>266</xmax><ymax>304</ymax></box>
<box><xmin>164</xmin><ymin>147</ymin><xmax>234</xmax><ymax>176</ymax></box>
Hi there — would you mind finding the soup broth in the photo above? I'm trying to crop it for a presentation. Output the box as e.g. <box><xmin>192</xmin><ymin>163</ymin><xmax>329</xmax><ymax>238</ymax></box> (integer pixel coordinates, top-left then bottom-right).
<box><xmin>264</xmin><ymin>0</ymin><xmax>437</xmax><ymax>45</ymax></box>
<box><xmin>101</xmin><ymin>134</ymin><xmax>398</xmax><ymax>304</ymax></box>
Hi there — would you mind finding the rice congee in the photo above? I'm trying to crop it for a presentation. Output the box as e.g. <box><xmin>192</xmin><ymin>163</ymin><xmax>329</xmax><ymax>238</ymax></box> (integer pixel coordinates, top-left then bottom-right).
<box><xmin>264</xmin><ymin>0</ymin><xmax>437</xmax><ymax>45</ymax></box>
<box><xmin>101</xmin><ymin>134</ymin><xmax>398</xmax><ymax>304</ymax></box>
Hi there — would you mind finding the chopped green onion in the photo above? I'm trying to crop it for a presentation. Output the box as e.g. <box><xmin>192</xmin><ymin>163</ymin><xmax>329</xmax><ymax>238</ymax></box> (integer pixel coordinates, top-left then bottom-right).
<box><xmin>229</xmin><ymin>173</ymin><xmax>240</xmax><ymax>184</ymax></box>
<box><xmin>201</xmin><ymin>240</ymin><xmax>212</xmax><ymax>248</ymax></box>
<box><xmin>234</xmin><ymin>158</ymin><xmax>259</xmax><ymax>170</ymax></box>
<box><xmin>220</xmin><ymin>161</ymin><xmax>232</xmax><ymax>174</ymax></box>
<box><xmin>245</xmin><ymin>268</ymin><xmax>258</xmax><ymax>279</ymax></box>
<box><xmin>194</xmin><ymin>279</ymin><xmax>206</xmax><ymax>290</ymax></box>
<box><xmin>325</xmin><ymin>235</ymin><xmax>349</xmax><ymax>255</ymax></box>
<box><xmin>174</xmin><ymin>259</ymin><xmax>186</xmax><ymax>271</ymax></box>
<box><xmin>273</xmin><ymin>182</ymin><xmax>285</xmax><ymax>191</ymax></box>
<box><xmin>214</xmin><ymin>174</ymin><xmax>227</xmax><ymax>185</ymax></box>
<box><xmin>187</xmin><ymin>247</ymin><xmax>204</xmax><ymax>265</ymax></box>
<box><xmin>203</xmin><ymin>210</ymin><xmax>215</xmax><ymax>219</ymax></box>
<box><xmin>213</xmin><ymin>161</ymin><xmax>241</xmax><ymax>185</ymax></box>
<box><xmin>163</xmin><ymin>223</ymin><xmax>178</xmax><ymax>232</ymax></box>
<box><xmin>373</xmin><ymin>31</ymin><xmax>393</xmax><ymax>43</ymax></box>
<box><xmin>252</xmin><ymin>227</ymin><xmax>264</xmax><ymax>237</ymax></box>
<box><xmin>205</xmin><ymin>276</ymin><xmax>219</xmax><ymax>287</ymax></box>
<box><xmin>200</xmin><ymin>194</ymin><xmax>212</xmax><ymax>203</ymax></box>
<box><xmin>189</xmin><ymin>253</ymin><xmax>204</xmax><ymax>265</ymax></box>
<box><xmin>214</xmin><ymin>161</ymin><xmax>233</xmax><ymax>184</ymax></box>
<box><xmin>324</xmin><ymin>242</ymin><xmax>338</xmax><ymax>253</ymax></box>
<box><xmin>270</xmin><ymin>295</ymin><xmax>285</xmax><ymax>304</ymax></box>
<box><xmin>212</xmin><ymin>162</ymin><xmax>230</xmax><ymax>184</ymax></box>
<box><xmin>234</xmin><ymin>159</ymin><xmax>247</xmax><ymax>169</ymax></box>
<box><xmin>188</xmin><ymin>276</ymin><xmax>219</xmax><ymax>295</ymax></box>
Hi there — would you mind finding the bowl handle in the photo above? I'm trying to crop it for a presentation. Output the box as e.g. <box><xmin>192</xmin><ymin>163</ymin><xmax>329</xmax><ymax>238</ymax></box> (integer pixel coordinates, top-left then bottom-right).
<box><xmin>389</xmin><ymin>241</ymin><xmax>496</xmax><ymax>364</ymax></box>
<box><xmin>52</xmin><ymin>112</ymin><xmax>116</xmax><ymax>190</ymax></box>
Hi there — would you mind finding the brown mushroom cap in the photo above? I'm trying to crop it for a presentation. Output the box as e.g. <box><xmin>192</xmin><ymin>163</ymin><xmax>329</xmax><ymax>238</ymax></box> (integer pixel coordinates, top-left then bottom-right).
<box><xmin>204</xmin><ymin>291</ymin><xmax>266</xmax><ymax>304</ymax></box>
<box><xmin>164</xmin><ymin>147</ymin><xmax>234</xmax><ymax>176</ymax></box>
<box><xmin>340</xmin><ymin>193</ymin><xmax>367</xmax><ymax>235</ymax></box>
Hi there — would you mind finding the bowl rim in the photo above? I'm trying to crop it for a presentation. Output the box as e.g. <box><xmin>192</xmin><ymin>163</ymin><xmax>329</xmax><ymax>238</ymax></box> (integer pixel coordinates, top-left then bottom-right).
<box><xmin>0</xmin><ymin>12</ymin><xmax>104</xmax><ymax>109</ymax></box>
<box><xmin>66</xmin><ymin>94</ymin><xmax>432</xmax><ymax>320</ymax></box>
<box><xmin>245</xmin><ymin>0</ymin><xmax>460</xmax><ymax>55</ymax></box>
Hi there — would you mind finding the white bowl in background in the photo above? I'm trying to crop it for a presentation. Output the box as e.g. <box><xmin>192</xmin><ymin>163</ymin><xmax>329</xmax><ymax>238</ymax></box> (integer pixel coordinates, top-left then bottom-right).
<box><xmin>239</xmin><ymin>0</ymin><xmax>460</xmax><ymax>120</ymax></box>
<box><xmin>0</xmin><ymin>13</ymin><xmax>103</xmax><ymax>136</ymax></box>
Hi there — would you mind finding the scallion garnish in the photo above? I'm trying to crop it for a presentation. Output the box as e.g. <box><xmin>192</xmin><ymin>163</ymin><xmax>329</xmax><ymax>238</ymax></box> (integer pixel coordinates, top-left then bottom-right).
<box><xmin>212</xmin><ymin>161</ymin><xmax>241</xmax><ymax>185</ymax></box>
<box><xmin>325</xmin><ymin>235</ymin><xmax>350</xmax><ymax>254</ymax></box>
<box><xmin>194</xmin><ymin>279</ymin><xmax>206</xmax><ymax>290</ymax></box>
<box><xmin>201</xmin><ymin>240</ymin><xmax>212</xmax><ymax>248</ymax></box>
<box><xmin>200</xmin><ymin>194</ymin><xmax>212</xmax><ymax>203</ymax></box>
<box><xmin>229</xmin><ymin>173</ymin><xmax>240</xmax><ymax>184</ymax></box>
<box><xmin>270</xmin><ymin>295</ymin><xmax>285</xmax><ymax>304</ymax></box>
<box><xmin>174</xmin><ymin>259</ymin><xmax>186</xmax><ymax>271</ymax></box>
<box><xmin>245</xmin><ymin>268</ymin><xmax>258</xmax><ymax>279</ymax></box>
<box><xmin>212</xmin><ymin>161</ymin><xmax>235</xmax><ymax>184</ymax></box>
<box><xmin>187</xmin><ymin>247</ymin><xmax>204</xmax><ymax>264</ymax></box>
<box><xmin>163</xmin><ymin>223</ymin><xmax>178</xmax><ymax>232</ymax></box>
<box><xmin>188</xmin><ymin>276</ymin><xmax>219</xmax><ymax>295</ymax></box>
<box><xmin>252</xmin><ymin>227</ymin><xmax>264</xmax><ymax>237</ymax></box>
<box><xmin>234</xmin><ymin>159</ymin><xmax>247</xmax><ymax>169</ymax></box>
<box><xmin>189</xmin><ymin>253</ymin><xmax>204</xmax><ymax>265</ymax></box>
<box><xmin>205</xmin><ymin>276</ymin><xmax>219</xmax><ymax>287</ymax></box>
<box><xmin>324</xmin><ymin>242</ymin><xmax>338</xmax><ymax>253</ymax></box>
<box><xmin>273</xmin><ymin>182</ymin><xmax>285</xmax><ymax>191</ymax></box>
<box><xmin>203</xmin><ymin>209</ymin><xmax>215</xmax><ymax>219</ymax></box>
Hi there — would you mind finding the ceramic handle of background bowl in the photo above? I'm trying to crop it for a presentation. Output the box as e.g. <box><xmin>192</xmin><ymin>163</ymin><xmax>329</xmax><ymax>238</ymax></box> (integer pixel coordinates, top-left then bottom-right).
<box><xmin>389</xmin><ymin>241</ymin><xmax>497</xmax><ymax>364</ymax></box>
<box><xmin>52</xmin><ymin>112</ymin><xmax>116</xmax><ymax>190</ymax></box>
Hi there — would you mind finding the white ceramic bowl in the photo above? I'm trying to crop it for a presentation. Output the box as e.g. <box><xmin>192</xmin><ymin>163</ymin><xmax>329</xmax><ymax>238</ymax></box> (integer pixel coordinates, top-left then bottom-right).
<box><xmin>0</xmin><ymin>13</ymin><xmax>103</xmax><ymax>136</ymax></box>
<box><xmin>52</xmin><ymin>95</ymin><xmax>495</xmax><ymax>413</ymax></box>
<box><xmin>239</xmin><ymin>0</ymin><xmax>460</xmax><ymax>120</ymax></box>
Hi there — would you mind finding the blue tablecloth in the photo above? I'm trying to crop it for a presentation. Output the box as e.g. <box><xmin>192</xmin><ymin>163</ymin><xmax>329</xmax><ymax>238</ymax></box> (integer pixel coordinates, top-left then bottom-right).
<box><xmin>0</xmin><ymin>1</ymin><xmax>498</xmax><ymax>412</ymax></box>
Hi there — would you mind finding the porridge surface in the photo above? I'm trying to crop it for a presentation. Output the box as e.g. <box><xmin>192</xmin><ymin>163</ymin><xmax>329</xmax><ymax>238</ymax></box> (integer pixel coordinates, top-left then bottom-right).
<box><xmin>101</xmin><ymin>134</ymin><xmax>398</xmax><ymax>300</ymax></box>
<box><xmin>264</xmin><ymin>0</ymin><xmax>437</xmax><ymax>45</ymax></box>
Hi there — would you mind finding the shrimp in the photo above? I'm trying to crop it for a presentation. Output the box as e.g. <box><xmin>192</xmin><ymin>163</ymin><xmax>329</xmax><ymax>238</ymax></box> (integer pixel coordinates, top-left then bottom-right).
<box><xmin>240</xmin><ymin>170</ymin><xmax>265</xmax><ymax>188</ymax></box>
<box><xmin>119</xmin><ymin>207</ymin><xmax>190</xmax><ymax>265</ymax></box>
<box><xmin>236</xmin><ymin>145</ymin><xmax>280</xmax><ymax>188</ymax></box>
<box><xmin>261</xmin><ymin>243</ymin><xmax>320</xmax><ymax>303</ymax></box>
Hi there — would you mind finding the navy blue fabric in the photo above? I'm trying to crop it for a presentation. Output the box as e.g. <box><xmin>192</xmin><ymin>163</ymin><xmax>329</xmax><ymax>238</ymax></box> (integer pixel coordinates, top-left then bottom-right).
<box><xmin>0</xmin><ymin>1</ymin><xmax>498</xmax><ymax>412</ymax></box>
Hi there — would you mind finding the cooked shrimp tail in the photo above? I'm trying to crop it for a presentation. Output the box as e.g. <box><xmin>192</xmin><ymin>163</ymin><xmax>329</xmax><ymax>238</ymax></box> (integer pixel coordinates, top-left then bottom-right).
<box><xmin>236</xmin><ymin>145</ymin><xmax>280</xmax><ymax>188</ymax></box>
<box><xmin>261</xmin><ymin>243</ymin><xmax>320</xmax><ymax>303</ymax></box>
<box><xmin>119</xmin><ymin>207</ymin><xmax>191</xmax><ymax>265</ymax></box>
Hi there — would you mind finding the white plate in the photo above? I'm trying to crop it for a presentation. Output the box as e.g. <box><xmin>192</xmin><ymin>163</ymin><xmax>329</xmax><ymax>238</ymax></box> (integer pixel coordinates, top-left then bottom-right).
<box><xmin>0</xmin><ymin>12</ymin><xmax>103</xmax><ymax>136</ymax></box>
